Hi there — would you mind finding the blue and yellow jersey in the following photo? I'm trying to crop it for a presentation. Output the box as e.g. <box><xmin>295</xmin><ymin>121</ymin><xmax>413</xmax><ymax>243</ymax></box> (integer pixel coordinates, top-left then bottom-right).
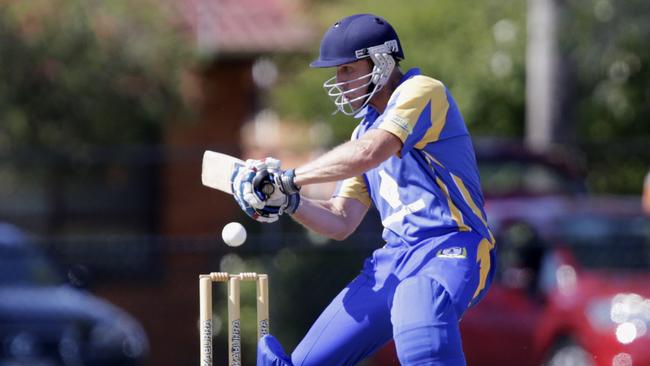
<box><xmin>334</xmin><ymin>68</ymin><xmax>494</xmax><ymax>246</ymax></box>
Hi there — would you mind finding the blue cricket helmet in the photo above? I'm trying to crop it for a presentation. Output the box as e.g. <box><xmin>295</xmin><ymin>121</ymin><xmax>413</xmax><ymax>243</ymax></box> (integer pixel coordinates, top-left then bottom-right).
<box><xmin>310</xmin><ymin>14</ymin><xmax>404</xmax><ymax>68</ymax></box>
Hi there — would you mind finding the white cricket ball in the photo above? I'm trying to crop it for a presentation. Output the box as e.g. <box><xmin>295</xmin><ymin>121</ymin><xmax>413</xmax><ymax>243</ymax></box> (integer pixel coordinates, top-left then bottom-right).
<box><xmin>222</xmin><ymin>222</ymin><xmax>247</xmax><ymax>247</ymax></box>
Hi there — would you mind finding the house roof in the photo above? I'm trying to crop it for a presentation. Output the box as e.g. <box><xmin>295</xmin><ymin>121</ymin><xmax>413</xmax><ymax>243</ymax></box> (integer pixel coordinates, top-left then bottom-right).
<box><xmin>179</xmin><ymin>0</ymin><xmax>314</xmax><ymax>55</ymax></box>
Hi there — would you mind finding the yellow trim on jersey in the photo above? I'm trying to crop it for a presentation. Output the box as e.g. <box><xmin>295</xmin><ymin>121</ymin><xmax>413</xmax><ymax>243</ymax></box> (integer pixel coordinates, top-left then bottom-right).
<box><xmin>421</xmin><ymin>150</ymin><xmax>445</xmax><ymax>169</ymax></box>
<box><xmin>335</xmin><ymin>176</ymin><xmax>372</xmax><ymax>207</ymax></box>
<box><xmin>435</xmin><ymin>177</ymin><xmax>471</xmax><ymax>232</ymax></box>
<box><xmin>450</xmin><ymin>174</ymin><xmax>495</xmax><ymax>243</ymax></box>
<box><xmin>377</xmin><ymin>76</ymin><xmax>448</xmax><ymax>146</ymax></box>
<box><xmin>472</xmin><ymin>238</ymin><xmax>495</xmax><ymax>301</ymax></box>
<box><xmin>450</xmin><ymin>174</ymin><xmax>488</xmax><ymax>226</ymax></box>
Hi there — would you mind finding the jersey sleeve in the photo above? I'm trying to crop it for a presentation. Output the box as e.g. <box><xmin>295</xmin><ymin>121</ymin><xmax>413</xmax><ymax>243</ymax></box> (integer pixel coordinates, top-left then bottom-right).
<box><xmin>332</xmin><ymin>176</ymin><xmax>372</xmax><ymax>207</ymax></box>
<box><xmin>377</xmin><ymin>76</ymin><xmax>450</xmax><ymax>156</ymax></box>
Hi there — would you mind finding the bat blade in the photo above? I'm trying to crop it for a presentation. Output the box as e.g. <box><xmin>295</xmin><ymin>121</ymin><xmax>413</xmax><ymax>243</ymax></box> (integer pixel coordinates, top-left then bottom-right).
<box><xmin>201</xmin><ymin>151</ymin><xmax>245</xmax><ymax>195</ymax></box>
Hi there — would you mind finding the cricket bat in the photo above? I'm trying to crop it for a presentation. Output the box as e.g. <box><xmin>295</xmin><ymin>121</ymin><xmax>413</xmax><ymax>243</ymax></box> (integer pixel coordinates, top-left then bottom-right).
<box><xmin>201</xmin><ymin>151</ymin><xmax>245</xmax><ymax>195</ymax></box>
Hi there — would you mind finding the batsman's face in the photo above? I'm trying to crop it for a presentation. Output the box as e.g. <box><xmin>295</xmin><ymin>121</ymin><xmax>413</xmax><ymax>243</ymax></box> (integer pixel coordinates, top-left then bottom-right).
<box><xmin>336</xmin><ymin>59</ymin><xmax>373</xmax><ymax>108</ymax></box>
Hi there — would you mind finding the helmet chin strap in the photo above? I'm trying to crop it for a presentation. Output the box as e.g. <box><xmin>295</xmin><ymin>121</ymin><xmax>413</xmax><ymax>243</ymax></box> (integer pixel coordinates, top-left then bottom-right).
<box><xmin>323</xmin><ymin>45</ymin><xmax>396</xmax><ymax>116</ymax></box>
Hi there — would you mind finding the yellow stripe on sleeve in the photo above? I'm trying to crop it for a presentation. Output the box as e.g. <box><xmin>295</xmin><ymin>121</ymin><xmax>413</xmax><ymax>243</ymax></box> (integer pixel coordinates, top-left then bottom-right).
<box><xmin>414</xmin><ymin>79</ymin><xmax>449</xmax><ymax>149</ymax></box>
<box><xmin>378</xmin><ymin>76</ymin><xmax>446</xmax><ymax>144</ymax></box>
<box><xmin>335</xmin><ymin>176</ymin><xmax>372</xmax><ymax>207</ymax></box>
<box><xmin>377</xmin><ymin>114</ymin><xmax>412</xmax><ymax>143</ymax></box>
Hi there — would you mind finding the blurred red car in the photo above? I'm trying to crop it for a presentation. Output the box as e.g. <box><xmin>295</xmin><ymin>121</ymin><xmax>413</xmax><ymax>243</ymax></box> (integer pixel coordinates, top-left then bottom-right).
<box><xmin>473</xmin><ymin>140</ymin><xmax>586</xmax><ymax>199</ymax></box>
<box><xmin>374</xmin><ymin>196</ymin><xmax>650</xmax><ymax>366</ymax></box>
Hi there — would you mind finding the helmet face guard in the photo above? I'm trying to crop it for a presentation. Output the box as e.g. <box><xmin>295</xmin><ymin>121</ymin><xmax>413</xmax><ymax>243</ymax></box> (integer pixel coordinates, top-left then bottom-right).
<box><xmin>323</xmin><ymin>42</ymin><xmax>397</xmax><ymax>116</ymax></box>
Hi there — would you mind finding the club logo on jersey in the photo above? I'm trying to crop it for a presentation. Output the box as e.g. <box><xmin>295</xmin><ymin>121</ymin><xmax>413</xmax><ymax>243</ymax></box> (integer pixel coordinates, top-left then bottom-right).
<box><xmin>387</xmin><ymin>114</ymin><xmax>413</xmax><ymax>135</ymax></box>
<box><xmin>437</xmin><ymin>246</ymin><xmax>467</xmax><ymax>259</ymax></box>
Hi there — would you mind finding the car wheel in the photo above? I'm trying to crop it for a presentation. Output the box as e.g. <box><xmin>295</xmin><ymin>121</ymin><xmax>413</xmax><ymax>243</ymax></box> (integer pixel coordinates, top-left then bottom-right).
<box><xmin>544</xmin><ymin>339</ymin><xmax>594</xmax><ymax>366</ymax></box>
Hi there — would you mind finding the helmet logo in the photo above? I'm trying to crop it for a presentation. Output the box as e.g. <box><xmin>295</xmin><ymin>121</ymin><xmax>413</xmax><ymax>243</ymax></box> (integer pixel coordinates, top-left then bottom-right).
<box><xmin>354</xmin><ymin>40</ymin><xmax>399</xmax><ymax>59</ymax></box>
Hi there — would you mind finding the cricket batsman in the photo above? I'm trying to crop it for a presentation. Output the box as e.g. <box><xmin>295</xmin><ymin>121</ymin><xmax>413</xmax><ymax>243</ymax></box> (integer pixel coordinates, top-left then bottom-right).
<box><xmin>231</xmin><ymin>13</ymin><xmax>497</xmax><ymax>366</ymax></box>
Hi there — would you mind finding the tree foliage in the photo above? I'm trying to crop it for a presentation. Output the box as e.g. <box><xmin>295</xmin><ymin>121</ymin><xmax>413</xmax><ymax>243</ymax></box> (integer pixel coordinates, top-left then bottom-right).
<box><xmin>0</xmin><ymin>0</ymin><xmax>191</xmax><ymax>158</ymax></box>
<box><xmin>560</xmin><ymin>0</ymin><xmax>650</xmax><ymax>193</ymax></box>
<box><xmin>563</xmin><ymin>0</ymin><xmax>650</xmax><ymax>141</ymax></box>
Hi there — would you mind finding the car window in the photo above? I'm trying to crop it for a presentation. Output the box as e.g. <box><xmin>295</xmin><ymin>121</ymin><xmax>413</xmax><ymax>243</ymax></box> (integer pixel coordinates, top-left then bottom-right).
<box><xmin>479</xmin><ymin>160</ymin><xmax>579</xmax><ymax>198</ymax></box>
<box><xmin>0</xmin><ymin>247</ymin><xmax>63</xmax><ymax>286</ymax></box>
<box><xmin>555</xmin><ymin>215</ymin><xmax>650</xmax><ymax>270</ymax></box>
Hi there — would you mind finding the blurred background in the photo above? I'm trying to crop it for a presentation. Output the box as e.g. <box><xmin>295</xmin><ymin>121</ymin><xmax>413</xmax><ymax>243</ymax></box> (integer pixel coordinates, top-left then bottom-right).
<box><xmin>0</xmin><ymin>0</ymin><xmax>649</xmax><ymax>365</ymax></box>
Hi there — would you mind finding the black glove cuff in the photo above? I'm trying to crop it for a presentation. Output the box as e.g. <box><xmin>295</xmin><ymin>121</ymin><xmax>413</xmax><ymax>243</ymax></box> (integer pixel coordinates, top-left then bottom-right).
<box><xmin>280</xmin><ymin>169</ymin><xmax>301</xmax><ymax>195</ymax></box>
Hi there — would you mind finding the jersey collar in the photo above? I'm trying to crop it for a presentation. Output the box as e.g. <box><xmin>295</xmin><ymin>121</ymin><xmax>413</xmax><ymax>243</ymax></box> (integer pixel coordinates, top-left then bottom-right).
<box><xmin>399</xmin><ymin>67</ymin><xmax>421</xmax><ymax>85</ymax></box>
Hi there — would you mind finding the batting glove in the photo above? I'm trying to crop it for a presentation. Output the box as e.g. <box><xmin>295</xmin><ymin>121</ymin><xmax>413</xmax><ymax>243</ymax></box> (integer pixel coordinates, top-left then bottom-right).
<box><xmin>248</xmin><ymin>159</ymin><xmax>301</xmax><ymax>215</ymax></box>
<box><xmin>231</xmin><ymin>161</ymin><xmax>280</xmax><ymax>223</ymax></box>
